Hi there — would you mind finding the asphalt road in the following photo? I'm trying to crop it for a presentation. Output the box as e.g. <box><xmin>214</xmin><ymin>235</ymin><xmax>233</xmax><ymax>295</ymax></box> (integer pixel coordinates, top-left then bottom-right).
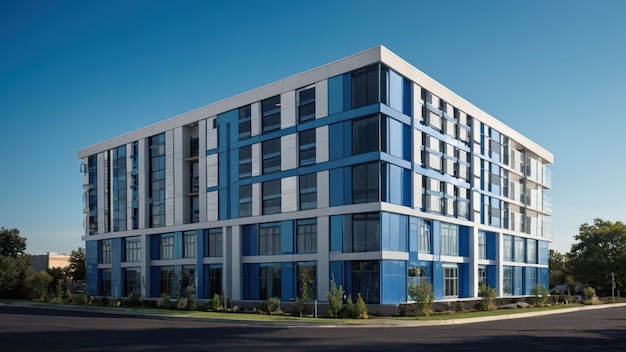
<box><xmin>1</xmin><ymin>304</ymin><xmax>625</xmax><ymax>351</ymax></box>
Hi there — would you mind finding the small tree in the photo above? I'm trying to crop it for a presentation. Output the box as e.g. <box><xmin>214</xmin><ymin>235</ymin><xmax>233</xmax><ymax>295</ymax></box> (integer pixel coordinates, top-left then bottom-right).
<box><xmin>408</xmin><ymin>278</ymin><xmax>434</xmax><ymax>316</ymax></box>
<box><xmin>582</xmin><ymin>286</ymin><xmax>596</xmax><ymax>301</ymax></box>
<box><xmin>346</xmin><ymin>293</ymin><xmax>368</xmax><ymax>319</ymax></box>
<box><xmin>530</xmin><ymin>284</ymin><xmax>548</xmax><ymax>307</ymax></box>
<box><xmin>478</xmin><ymin>284</ymin><xmax>497</xmax><ymax>311</ymax></box>
<box><xmin>326</xmin><ymin>278</ymin><xmax>344</xmax><ymax>319</ymax></box>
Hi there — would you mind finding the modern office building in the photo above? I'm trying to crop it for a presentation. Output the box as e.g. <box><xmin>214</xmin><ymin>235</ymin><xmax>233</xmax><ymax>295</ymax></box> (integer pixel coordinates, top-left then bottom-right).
<box><xmin>78</xmin><ymin>46</ymin><xmax>552</xmax><ymax>305</ymax></box>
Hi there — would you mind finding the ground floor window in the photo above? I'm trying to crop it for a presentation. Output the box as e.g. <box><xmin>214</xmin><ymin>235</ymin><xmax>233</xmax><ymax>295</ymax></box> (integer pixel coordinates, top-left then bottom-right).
<box><xmin>351</xmin><ymin>260</ymin><xmax>380</xmax><ymax>304</ymax></box>
<box><xmin>159</xmin><ymin>266</ymin><xmax>174</xmax><ymax>296</ymax></box>
<box><xmin>443</xmin><ymin>265</ymin><xmax>458</xmax><ymax>297</ymax></box>
<box><xmin>123</xmin><ymin>267</ymin><xmax>141</xmax><ymax>296</ymax></box>
<box><xmin>503</xmin><ymin>266</ymin><xmax>513</xmax><ymax>295</ymax></box>
<box><xmin>478</xmin><ymin>265</ymin><xmax>487</xmax><ymax>288</ymax></box>
<box><xmin>296</xmin><ymin>262</ymin><xmax>317</xmax><ymax>300</ymax></box>
<box><xmin>207</xmin><ymin>265</ymin><xmax>222</xmax><ymax>297</ymax></box>
<box><xmin>259</xmin><ymin>263</ymin><xmax>281</xmax><ymax>300</ymax></box>
<box><xmin>100</xmin><ymin>269</ymin><xmax>112</xmax><ymax>296</ymax></box>
<box><xmin>181</xmin><ymin>265</ymin><xmax>196</xmax><ymax>296</ymax></box>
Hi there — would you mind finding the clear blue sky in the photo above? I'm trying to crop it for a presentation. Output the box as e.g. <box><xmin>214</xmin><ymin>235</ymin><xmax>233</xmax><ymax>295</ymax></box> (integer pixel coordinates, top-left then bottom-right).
<box><xmin>1</xmin><ymin>0</ymin><xmax>625</xmax><ymax>255</ymax></box>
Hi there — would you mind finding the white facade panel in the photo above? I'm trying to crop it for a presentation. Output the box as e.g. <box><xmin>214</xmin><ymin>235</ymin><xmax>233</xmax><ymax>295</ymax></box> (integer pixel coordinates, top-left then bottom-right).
<box><xmin>206</xmin><ymin>117</ymin><xmax>218</xmax><ymax>150</ymax></box>
<box><xmin>252</xmin><ymin>143</ymin><xmax>261</xmax><ymax>177</ymax></box>
<box><xmin>198</xmin><ymin>119</ymin><xmax>208</xmax><ymax>223</ymax></box>
<box><xmin>251</xmin><ymin>102</ymin><xmax>261</xmax><ymax>137</ymax></box>
<box><xmin>173</xmin><ymin>127</ymin><xmax>184</xmax><ymax>226</ymax></box>
<box><xmin>206</xmin><ymin>154</ymin><xmax>218</xmax><ymax>188</ymax></box>
<box><xmin>252</xmin><ymin>182</ymin><xmax>261</xmax><ymax>217</ymax></box>
<box><xmin>281</xmin><ymin>176</ymin><xmax>298</xmax><ymax>213</ymax></box>
<box><xmin>206</xmin><ymin>191</ymin><xmax>218</xmax><ymax>222</ymax></box>
<box><xmin>280</xmin><ymin>90</ymin><xmax>296</xmax><ymax>129</ymax></box>
<box><xmin>281</xmin><ymin>134</ymin><xmax>297</xmax><ymax>171</ymax></box>
<box><xmin>316</xmin><ymin>125</ymin><xmax>329</xmax><ymax>164</ymax></box>
<box><xmin>317</xmin><ymin>170</ymin><xmax>329</xmax><ymax>209</ymax></box>
<box><xmin>315</xmin><ymin>79</ymin><xmax>328</xmax><ymax>119</ymax></box>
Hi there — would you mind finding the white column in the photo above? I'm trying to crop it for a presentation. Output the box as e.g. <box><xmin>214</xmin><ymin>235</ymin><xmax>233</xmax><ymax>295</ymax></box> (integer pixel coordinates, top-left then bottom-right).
<box><xmin>316</xmin><ymin>216</ymin><xmax>330</xmax><ymax>301</ymax></box>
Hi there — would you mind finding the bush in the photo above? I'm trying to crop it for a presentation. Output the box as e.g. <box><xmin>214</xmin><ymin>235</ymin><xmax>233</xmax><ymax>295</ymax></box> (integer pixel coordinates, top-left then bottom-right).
<box><xmin>157</xmin><ymin>293</ymin><xmax>171</xmax><ymax>309</ymax></box>
<box><xmin>64</xmin><ymin>288</ymin><xmax>73</xmax><ymax>304</ymax></box>
<box><xmin>128</xmin><ymin>291</ymin><xmax>142</xmax><ymax>307</ymax></box>
<box><xmin>206</xmin><ymin>293</ymin><xmax>223</xmax><ymax>311</ymax></box>
<box><xmin>346</xmin><ymin>293</ymin><xmax>368</xmax><ymax>319</ymax></box>
<box><xmin>326</xmin><ymin>279</ymin><xmax>344</xmax><ymax>319</ymax></box>
<box><xmin>266</xmin><ymin>297</ymin><xmax>281</xmax><ymax>314</ymax></box>
<box><xmin>530</xmin><ymin>284</ymin><xmax>548</xmax><ymax>306</ymax></box>
<box><xmin>185</xmin><ymin>285</ymin><xmax>197</xmax><ymax>311</ymax></box>
<box><xmin>478</xmin><ymin>284</ymin><xmax>497</xmax><ymax>311</ymax></box>
<box><xmin>176</xmin><ymin>297</ymin><xmax>188</xmax><ymax>310</ymax></box>
<box><xmin>455</xmin><ymin>301</ymin><xmax>464</xmax><ymax>312</ymax></box>
<box><xmin>72</xmin><ymin>293</ymin><xmax>88</xmax><ymax>305</ymax></box>
<box><xmin>408</xmin><ymin>279</ymin><xmax>434</xmax><ymax>316</ymax></box>
<box><xmin>583</xmin><ymin>287</ymin><xmax>596</xmax><ymax>301</ymax></box>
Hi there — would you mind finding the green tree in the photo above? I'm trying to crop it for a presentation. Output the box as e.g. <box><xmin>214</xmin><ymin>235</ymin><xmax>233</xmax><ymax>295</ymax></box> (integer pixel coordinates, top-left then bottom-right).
<box><xmin>325</xmin><ymin>278</ymin><xmax>344</xmax><ymax>319</ymax></box>
<box><xmin>568</xmin><ymin>219</ymin><xmax>626</xmax><ymax>296</ymax></box>
<box><xmin>408</xmin><ymin>279</ymin><xmax>434</xmax><ymax>316</ymax></box>
<box><xmin>548</xmin><ymin>249</ymin><xmax>568</xmax><ymax>289</ymax></box>
<box><xmin>0</xmin><ymin>227</ymin><xmax>27</xmax><ymax>258</ymax></box>
<box><xmin>478</xmin><ymin>284</ymin><xmax>497</xmax><ymax>311</ymax></box>
<box><xmin>67</xmin><ymin>247</ymin><xmax>85</xmax><ymax>282</ymax></box>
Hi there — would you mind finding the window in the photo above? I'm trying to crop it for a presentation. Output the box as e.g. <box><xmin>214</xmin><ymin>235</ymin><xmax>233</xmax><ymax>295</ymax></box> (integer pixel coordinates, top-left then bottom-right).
<box><xmin>351</xmin><ymin>213</ymin><xmax>380</xmax><ymax>252</ymax></box>
<box><xmin>88</xmin><ymin>155</ymin><xmax>98</xmax><ymax>235</ymax></box>
<box><xmin>259</xmin><ymin>263</ymin><xmax>281</xmax><ymax>300</ymax></box>
<box><xmin>297</xmin><ymin>86</ymin><xmax>315</xmax><ymax>123</ymax></box>
<box><xmin>297</xmin><ymin>262</ymin><xmax>317</xmax><ymax>299</ymax></box>
<box><xmin>262</xmin><ymin>179</ymin><xmax>281</xmax><ymax>215</ymax></box>
<box><xmin>478</xmin><ymin>265</ymin><xmax>487</xmax><ymax>287</ymax></box>
<box><xmin>190</xmin><ymin>195</ymin><xmax>199</xmax><ymax>223</ymax></box>
<box><xmin>259</xmin><ymin>223</ymin><xmax>281</xmax><ymax>255</ymax></box>
<box><xmin>207</xmin><ymin>264</ymin><xmax>222</xmax><ymax>297</ymax></box>
<box><xmin>526</xmin><ymin>239</ymin><xmax>537</xmax><ymax>264</ymax></box>
<box><xmin>99</xmin><ymin>269</ymin><xmax>111</xmax><ymax>296</ymax></box>
<box><xmin>299</xmin><ymin>173</ymin><xmax>317</xmax><ymax>210</ymax></box>
<box><xmin>149</xmin><ymin>133</ymin><xmax>166</xmax><ymax>228</ymax></box>
<box><xmin>239</xmin><ymin>105</ymin><xmax>252</xmax><ymax>139</ymax></box>
<box><xmin>239</xmin><ymin>184</ymin><xmax>252</xmax><ymax>217</ymax></box>
<box><xmin>503</xmin><ymin>235</ymin><xmax>513</xmax><ymax>261</ymax></box>
<box><xmin>514</xmin><ymin>236</ymin><xmax>525</xmax><ymax>263</ymax></box>
<box><xmin>444</xmin><ymin>265</ymin><xmax>458</xmax><ymax>297</ymax></box>
<box><xmin>262</xmin><ymin>95</ymin><xmax>281</xmax><ymax>133</ymax></box>
<box><xmin>503</xmin><ymin>266</ymin><xmax>513</xmax><ymax>295</ymax></box>
<box><xmin>262</xmin><ymin>138</ymin><xmax>281</xmax><ymax>174</ymax></box>
<box><xmin>352</xmin><ymin>162</ymin><xmax>380</xmax><ymax>204</ymax></box>
<box><xmin>297</xmin><ymin>219</ymin><xmax>317</xmax><ymax>254</ymax></box>
<box><xmin>207</xmin><ymin>228</ymin><xmax>223</xmax><ymax>257</ymax></box>
<box><xmin>239</xmin><ymin>145</ymin><xmax>252</xmax><ymax>179</ymax></box>
<box><xmin>352</xmin><ymin>115</ymin><xmax>380</xmax><ymax>155</ymax></box>
<box><xmin>159</xmin><ymin>266</ymin><xmax>174</xmax><ymax>295</ymax></box>
<box><xmin>124</xmin><ymin>267</ymin><xmax>141</xmax><ymax>296</ymax></box>
<box><xmin>440</xmin><ymin>223</ymin><xmax>458</xmax><ymax>256</ymax></box>
<box><xmin>478</xmin><ymin>232</ymin><xmax>487</xmax><ymax>260</ymax></box>
<box><xmin>112</xmin><ymin>145</ymin><xmax>127</xmax><ymax>232</ymax></box>
<box><xmin>160</xmin><ymin>235</ymin><xmax>174</xmax><ymax>260</ymax></box>
<box><xmin>124</xmin><ymin>236</ymin><xmax>140</xmax><ymax>262</ymax></box>
<box><xmin>351</xmin><ymin>260</ymin><xmax>380</xmax><ymax>304</ymax></box>
<box><xmin>408</xmin><ymin>266</ymin><xmax>429</xmax><ymax>290</ymax></box>
<box><xmin>419</xmin><ymin>219</ymin><xmax>432</xmax><ymax>253</ymax></box>
<box><xmin>183</xmin><ymin>231</ymin><xmax>196</xmax><ymax>258</ymax></box>
<box><xmin>181</xmin><ymin>265</ymin><xmax>195</xmax><ymax>294</ymax></box>
<box><xmin>130</xmin><ymin>142</ymin><xmax>139</xmax><ymax>230</ymax></box>
<box><xmin>101</xmin><ymin>240</ymin><xmax>111</xmax><ymax>264</ymax></box>
<box><xmin>299</xmin><ymin>129</ymin><xmax>316</xmax><ymax>166</ymax></box>
<box><xmin>351</xmin><ymin>64</ymin><xmax>380</xmax><ymax>109</ymax></box>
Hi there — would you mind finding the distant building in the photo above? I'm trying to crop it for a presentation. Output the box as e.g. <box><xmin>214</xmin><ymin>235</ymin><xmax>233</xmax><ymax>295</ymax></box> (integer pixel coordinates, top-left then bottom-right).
<box><xmin>30</xmin><ymin>253</ymin><xmax>70</xmax><ymax>272</ymax></box>
<box><xmin>78</xmin><ymin>46</ymin><xmax>553</xmax><ymax>304</ymax></box>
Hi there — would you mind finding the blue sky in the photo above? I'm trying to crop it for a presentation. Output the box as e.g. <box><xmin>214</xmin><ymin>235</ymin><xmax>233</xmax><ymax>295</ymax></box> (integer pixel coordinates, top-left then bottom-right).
<box><xmin>1</xmin><ymin>0</ymin><xmax>625</xmax><ymax>255</ymax></box>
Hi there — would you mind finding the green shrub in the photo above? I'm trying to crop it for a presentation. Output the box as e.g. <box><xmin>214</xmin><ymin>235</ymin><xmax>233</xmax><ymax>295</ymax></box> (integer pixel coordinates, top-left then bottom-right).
<box><xmin>176</xmin><ymin>297</ymin><xmax>188</xmax><ymax>310</ymax></box>
<box><xmin>64</xmin><ymin>288</ymin><xmax>73</xmax><ymax>304</ymax></box>
<box><xmin>186</xmin><ymin>285</ymin><xmax>197</xmax><ymax>311</ymax></box>
<box><xmin>455</xmin><ymin>301</ymin><xmax>464</xmax><ymax>312</ymax></box>
<box><xmin>478</xmin><ymin>284</ymin><xmax>497</xmax><ymax>311</ymax></box>
<box><xmin>128</xmin><ymin>291</ymin><xmax>142</xmax><ymax>306</ymax></box>
<box><xmin>326</xmin><ymin>278</ymin><xmax>344</xmax><ymax>319</ymax></box>
<box><xmin>157</xmin><ymin>293</ymin><xmax>171</xmax><ymax>309</ymax></box>
<box><xmin>583</xmin><ymin>287</ymin><xmax>596</xmax><ymax>301</ymax></box>
<box><xmin>408</xmin><ymin>279</ymin><xmax>434</xmax><ymax>316</ymax></box>
<box><xmin>346</xmin><ymin>293</ymin><xmax>368</xmax><ymax>319</ymax></box>
<box><xmin>267</xmin><ymin>297</ymin><xmax>281</xmax><ymax>314</ymax></box>
<box><xmin>72</xmin><ymin>293</ymin><xmax>88</xmax><ymax>305</ymax></box>
<box><xmin>530</xmin><ymin>284</ymin><xmax>548</xmax><ymax>306</ymax></box>
<box><xmin>206</xmin><ymin>293</ymin><xmax>223</xmax><ymax>311</ymax></box>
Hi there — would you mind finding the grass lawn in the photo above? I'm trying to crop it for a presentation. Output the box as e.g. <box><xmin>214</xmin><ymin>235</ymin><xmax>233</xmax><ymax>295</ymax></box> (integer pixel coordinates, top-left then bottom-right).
<box><xmin>391</xmin><ymin>303</ymin><xmax>584</xmax><ymax>321</ymax></box>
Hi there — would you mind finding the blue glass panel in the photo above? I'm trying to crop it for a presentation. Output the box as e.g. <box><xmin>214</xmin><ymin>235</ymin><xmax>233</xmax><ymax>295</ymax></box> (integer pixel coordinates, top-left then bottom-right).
<box><xmin>458</xmin><ymin>226</ymin><xmax>470</xmax><ymax>257</ymax></box>
<box><xmin>381</xmin><ymin>260</ymin><xmax>406</xmax><ymax>304</ymax></box>
<box><xmin>111</xmin><ymin>238</ymin><xmax>122</xmax><ymax>297</ymax></box>
<box><xmin>329</xmin><ymin>261</ymin><xmax>344</xmax><ymax>288</ymax></box>
<box><xmin>328</xmin><ymin>75</ymin><xmax>344</xmax><ymax>115</ymax></box>
<box><xmin>514</xmin><ymin>266</ymin><xmax>524</xmax><ymax>296</ymax></box>
<box><xmin>487</xmin><ymin>265</ymin><xmax>497</xmax><ymax>289</ymax></box>
<box><xmin>432</xmin><ymin>261</ymin><xmax>443</xmax><ymax>300</ymax></box>
<box><xmin>388</xmin><ymin>164</ymin><xmax>402</xmax><ymax>205</ymax></box>
<box><xmin>330</xmin><ymin>215</ymin><xmax>343</xmax><ymax>252</ymax></box>
<box><xmin>86</xmin><ymin>240</ymin><xmax>99</xmax><ymax>296</ymax></box>
<box><xmin>329</xmin><ymin>168</ymin><xmax>344</xmax><ymax>207</ymax></box>
<box><xmin>538</xmin><ymin>241</ymin><xmax>549</xmax><ymax>265</ymax></box>
<box><xmin>328</xmin><ymin>122</ymin><xmax>344</xmax><ymax>161</ymax></box>
<box><xmin>403</xmin><ymin>78</ymin><xmax>412</xmax><ymax>116</ymax></box>
<box><xmin>486</xmin><ymin>232</ymin><xmax>497</xmax><ymax>260</ymax></box>
<box><xmin>432</xmin><ymin>220</ymin><xmax>441</xmax><ymax>256</ymax></box>
<box><xmin>388</xmin><ymin>70</ymin><xmax>403</xmax><ymax>112</ymax></box>
<box><xmin>459</xmin><ymin>263</ymin><xmax>470</xmax><ymax>298</ymax></box>
<box><xmin>281</xmin><ymin>221</ymin><xmax>294</xmax><ymax>255</ymax></box>
<box><xmin>281</xmin><ymin>262</ymin><xmax>294</xmax><ymax>300</ymax></box>
<box><xmin>409</xmin><ymin>217</ymin><xmax>418</xmax><ymax>263</ymax></box>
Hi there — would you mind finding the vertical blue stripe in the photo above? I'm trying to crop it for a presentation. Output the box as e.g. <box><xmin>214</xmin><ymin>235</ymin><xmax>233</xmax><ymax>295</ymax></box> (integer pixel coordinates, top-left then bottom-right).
<box><xmin>328</xmin><ymin>75</ymin><xmax>344</xmax><ymax>115</ymax></box>
<box><xmin>342</xmin><ymin>73</ymin><xmax>352</xmax><ymax>112</ymax></box>
<box><xmin>111</xmin><ymin>238</ymin><xmax>121</xmax><ymax>297</ymax></box>
<box><xmin>281</xmin><ymin>262</ymin><xmax>294</xmax><ymax>300</ymax></box>
<box><xmin>86</xmin><ymin>240</ymin><xmax>98</xmax><ymax>296</ymax></box>
<box><xmin>281</xmin><ymin>221</ymin><xmax>293</xmax><ymax>254</ymax></box>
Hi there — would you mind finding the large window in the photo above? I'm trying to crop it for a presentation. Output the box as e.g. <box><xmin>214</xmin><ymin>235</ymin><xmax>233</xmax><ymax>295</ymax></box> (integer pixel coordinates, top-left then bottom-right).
<box><xmin>239</xmin><ymin>184</ymin><xmax>252</xmax><ymax>217</ymax></box>
<box><xmin>299</xmin><ymin>129</ymin><xmax>316</xmax><ymax>166</ymax></box>
<box><xmin>207</xmin><ymin>228</ymin><xmax>223</xmax><ymax>257</ymax></box>
<box><xmin>262</xmin><ymin>138</ymin><xmax>281</xmax><ymax>174</ymax></box>
<box><xmin>478</xmin><ymin>231</ymin><xmax>487</xmax><ymax>260</ymax></box>
<box><xmin>88</xmin><ymin>155</ymin><xmax>98</xmax><ymax>235</ymax></box>
<box><xmin>297</xmin><ymin>262</ymin><xmax>317</xmax><ymax>300</ymax></box>
<box><xmin>514</xmin><ymin>236</ymin><xmax>525</xmax><ymax>263</ymax></box>
<box><xmin>440</xmin><ymin>223</ymin><xmax>458</xmax><ymax>256</ymax></box>
<box><xmin>350</xmin><ymin>213</ymin><xmax>380</xmax><ymax>252</ymax></box>
<box><xmin>259</xmin><ymin>223</ymin><xmax>281</xmax><ymax>255</ymax></box>
<box><xmin>259</xmin><ymin>263</ymin><xmax>281</xmax><ymax>300</ymax></box>
<box><xmin>526</xmin><ymin>239</ymin><xmax>537</xmax><ymax>264</ymax></box>
<box><xmin>159</xmin><ymin>266</ymin><xmax>174</xmax><ymax>296</ymax></box>
<box><xmin>297</xmin><ymin>86</ymin><xmax>315</xmax><ymax>123</ymax></box>
<box><xmin>190</xmin><ymin>195</ymin><xmax>199</xmax><ymax>224</ymax></box>
<box><xmin>190</xmin><ymin>161</ymin><xmax>199</xmax><ymax>193</ymax></box>
<box><xmin>503</xmin><ymin>266</ymin><xmax>513</xmax><ymax>295</ymax></box>
<box><xmin>478</xmin><ymin>265</ymin><xmax>487</xmax><ymax>287</ymax></box>
<box><xmin>351</xmin><ymin>260</ymin><xmax>380</xmax><ymax>304</ymax></box>
<box><xmin>181</xmin><ymin>265</ymin><xmax>195</xmax><ymax>293</ymax></box>
<box><xmin>262</xmin><ymin>95</ymin><xmax>281</xmax><ymax>133</ymax></box>
<box><xmin>297</xmin><ymin>219</ymin><xmax>317</xmax><ymax>254</ymax></box>
<box><xmin>503</xmin><ymin>235</ymin><xmax>513</xmax><ymax>261</ymax></box>
<box><xmin>101</xmin><ymin>240</ymin><xmax>111</xmax><ymax>264</ymax></box>
<box><xmin>262</xmin><ymin>179</ymin><xmax>281</xmax><ymax>215</ymax></box>
<box><xmin>352</xmin><ymin>65</ymin><xmax>380</xmax><ymax>109</ymax></box>
<box><xmin>239</xmin><ymin>105</ymin><xmax>252</xmax><ymax>140</ymax></box>
<box><xmin>299</xmin><ymin>173</ymin><xmax>317</xmax><ymax>210</ymax></box>
<box><xmin>99</xmin><ymin>269</ymin><xmax>111</xmax><ymax>296</ymax></box>
<box><xmin>124</xmin><ymin>236</ymin><xmax>140</xmax><ymax>262</ymax></box>
<box><xmin>352</xmin><ymin>162</ymin><xmax>380</xmax><ymax>204</ymax></box>
<box><xmin>443</xmin><ymin>265</ymin><xmax>458</xmax><ymax>297</ymax></box>
<box><xmin>112</xmin><ymin>145</ymin><xmax>127</xmax><ymax>232</ymax></box>
<box><xmin>207</xmin><ymin>264</ymin><xmax>222</xmax><ymax>297</ymax></box>
<box><xmin>239</xmin><ymin>145</ymin><xmax>252</xmax><ymax>179</ymax></box>
<box><xmin>419</xmin><ymin>219</ymin><xmax>432</xmax><ymax>253</ymax></box>
<box><xmin>149</xmin><ymin>133</ymin><xmax>166</xmax><ymax>228</ymax></box>
<box><xmin>352</xmin><ymin>115</ymin><xmax>380</xmax><ymax>155</ymax></box>
<box><xmin>123</xmin><ymin>267</ymin><xmax>141</xmax><ymax>296</ymax></box>
<box><xmin>160</xmin><ymin>235</ymin><xmax>174</xmax><ymax>260</ymax></box>
<box><xmin>183</xmin><ymin>231</ymin><xmax>196</xmax><ymax>258</ymax></box>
